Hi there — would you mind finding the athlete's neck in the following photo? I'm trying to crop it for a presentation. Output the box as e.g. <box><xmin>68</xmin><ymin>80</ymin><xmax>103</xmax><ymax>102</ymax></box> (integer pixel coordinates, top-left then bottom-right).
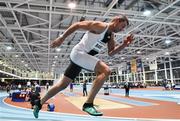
<box><xmin>108</xmin><ymin>22</ymin><xmax>115</xmax><ymax>32</ymax></box>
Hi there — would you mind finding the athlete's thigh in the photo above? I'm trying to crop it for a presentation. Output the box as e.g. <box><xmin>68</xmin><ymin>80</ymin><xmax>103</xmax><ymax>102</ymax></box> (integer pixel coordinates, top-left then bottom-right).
<box><xmin>70</xmin><ymin>50</ymin><xmax>99</xmax><ymax>71</ymax></box>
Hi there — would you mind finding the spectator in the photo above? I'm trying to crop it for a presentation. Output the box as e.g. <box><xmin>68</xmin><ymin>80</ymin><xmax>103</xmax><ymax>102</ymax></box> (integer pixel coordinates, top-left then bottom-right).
<box><xmin>70</xmin><ymin>83</ymin><xmax>73</xmax><ymax>92</ymax></box>
<box><xmin>83</xmin><ymin>80</ymin><xmax>88</xmax><ymax>96</ymax></box>
<box><xmin>46</xmin><ymin>82</ymin><xmax>49</xmax><ymax>91</ymax></box>
<box><xmin>6</xmin><ymin>84</ymin><xmax>11</xmax><ymax>94</ymax></box>
<box><xmin>124</xmin><ymin>81</ymin><xmax>130</xmax><ymax>97</ymax></box>
<box><xmin>18</xmin><ymin>83</ymin><xmax>22</xmax><ymax>91</ymax></box>
<box><xmin>27</xmin><ymin>81</ymin><xmax>31</xmax><ymax>88</ymax></box>
<box><xmin>171</xmin><ymin>83</ymin><xmax>176</xmax><ymax>90</ymax></box>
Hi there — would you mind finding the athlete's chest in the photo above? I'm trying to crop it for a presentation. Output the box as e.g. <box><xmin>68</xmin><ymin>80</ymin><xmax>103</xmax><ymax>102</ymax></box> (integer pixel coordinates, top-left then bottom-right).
<box><xmin>89</xmin><ymin>31</ymin><xmax>111</xmax><ymax>52</ymax></box>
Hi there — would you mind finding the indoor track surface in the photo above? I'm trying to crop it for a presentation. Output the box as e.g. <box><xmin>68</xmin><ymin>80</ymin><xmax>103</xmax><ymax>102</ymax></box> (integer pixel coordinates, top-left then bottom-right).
<box><xmin>1</xmin><ymin>86</ymin><xmax>180</xmax><ymax>121</ymax></box>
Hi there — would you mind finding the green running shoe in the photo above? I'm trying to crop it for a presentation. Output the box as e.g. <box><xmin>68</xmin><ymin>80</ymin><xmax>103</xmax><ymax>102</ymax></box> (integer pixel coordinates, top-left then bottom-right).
<box><xmin>33</xmin><ymin>105</ymin><xmax>40</xmax><ymax>118</ymax></box>
<box><xmin>82</xmin><ymin>103</ymin><xmax>103</xmax><ymax>116</ymax></box>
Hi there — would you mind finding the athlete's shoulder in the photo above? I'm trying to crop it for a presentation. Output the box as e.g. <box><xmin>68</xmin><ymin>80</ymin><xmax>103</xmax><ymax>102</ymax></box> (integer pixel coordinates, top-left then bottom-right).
<box><xmin>79</xmin><ymin>20</ymin><xmax>106</xmax><ymax>26</ymax></box>
<box><xmin>91</xmin><ymin>21</ymin><xmax>107</xmax><ymax>27</ymax></box>
<box><xmin>90</xmin><ymin>21</ymin><xmax>108</xmax><ymax>33</ymax></box>
<box><xmin>76</xmin><ymin>21</ymin><xmax>107</xmax><ymax>33</ymax></box>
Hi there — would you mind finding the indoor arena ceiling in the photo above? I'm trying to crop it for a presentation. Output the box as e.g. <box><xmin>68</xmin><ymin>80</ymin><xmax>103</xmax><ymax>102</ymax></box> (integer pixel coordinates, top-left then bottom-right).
<box><xmin>0</xmin><ymin>0</ymin><xmax>180</xmax><ymax>75</ymax></box>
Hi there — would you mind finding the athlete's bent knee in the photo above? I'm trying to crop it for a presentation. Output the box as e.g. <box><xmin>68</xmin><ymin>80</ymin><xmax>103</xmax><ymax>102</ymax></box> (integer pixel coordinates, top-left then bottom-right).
<box><xmin>103</xmin><ymin>67</ymin><xmax>111</xmax><ymax>77</ymax></box>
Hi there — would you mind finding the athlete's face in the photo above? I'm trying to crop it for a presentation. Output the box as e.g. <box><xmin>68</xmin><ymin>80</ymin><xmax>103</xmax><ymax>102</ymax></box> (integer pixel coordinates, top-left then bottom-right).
<box><xmin>114</xmin><ymin>20</ymin><xmax>127</xmax><ymax>33</ymax></box>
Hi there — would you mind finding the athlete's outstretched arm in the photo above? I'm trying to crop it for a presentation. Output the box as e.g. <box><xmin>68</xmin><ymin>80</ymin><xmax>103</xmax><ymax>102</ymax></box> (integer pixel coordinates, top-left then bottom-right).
<box><xmin>108</xmin><ymin>34</ymin><xmax>134</xmax><ymax>56</ymax></box>
<box><xmin>50</xmin><ymin>22</ymin><xmax>83</xmax><ymax>48</ymax></box>
<box><xmin>50</xmin><ymin>21</ymin><xmax>106</xmax><ymax>48</ymax></box>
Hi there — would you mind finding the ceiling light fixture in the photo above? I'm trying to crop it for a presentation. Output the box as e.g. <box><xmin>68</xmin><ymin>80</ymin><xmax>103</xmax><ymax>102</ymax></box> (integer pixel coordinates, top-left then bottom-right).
<box><xmin>6</xmin><ymin>46</ymin><xmax>12</xmax><ymax>50</ymax></box>
<box><xmin>121</xmin><ymin>57</ymin><xmax>125</xmax><ymax>60</ymax></box>
<box><xmin>56</xmin><ymin>48</ymin><xmax>61</xmax><ymax>52</ymax></box>
<box><xmin>68</xmin><ymin>2</ymin><xmax>76</xmax><ymax>9</ymax></box>
<box><xmin>143</xmin><ymin>10</ymin><xmax>151</xmax><ymax>16</ymax></box>
<box><xmin>137</xmin><ymin>51</ymin><xmax>141</xmax><ymax>54</ymax></box>
<box><xmin>165</xmin><ymin>40</ymin><xmax>171</xmax><ymax>44</ymax></box>
<box><xmin>165</xmin><ymin>52</ymin><xmax>170</xmax><ymax>55</ymax></box>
